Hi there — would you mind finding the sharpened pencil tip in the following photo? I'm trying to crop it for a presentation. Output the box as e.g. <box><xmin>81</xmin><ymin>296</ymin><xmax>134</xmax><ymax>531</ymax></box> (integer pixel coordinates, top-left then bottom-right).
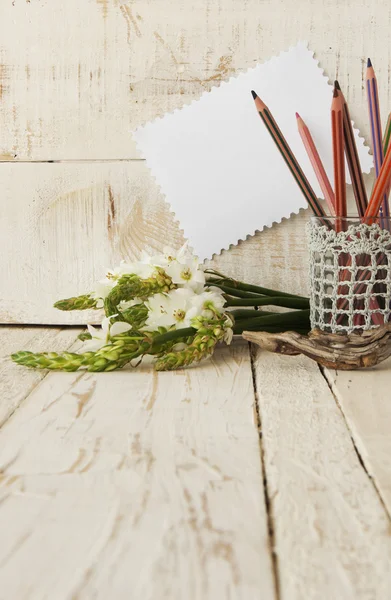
<box><xmin>367</xmin><ymin>57</ymin><xmax>372</xmax><ymax>67</ymax></box>
<box><xmin>333</xmin><ymin>87</ymin><xmax>338</xmax><ymax>98</ymax></box>
<box><xmin>251</xmin><ymin>90</ymin><xmax>258</xmax><ymax>100</ymax></box>
<box><xmin>295</xmin><ymin>112</ymin><xmax>300</xmax><ymax>119</ymax></box>
<box><xmin>334</xmin><ymin>80</ymin><xmax>341</xmax><ymax>90</ymax></box>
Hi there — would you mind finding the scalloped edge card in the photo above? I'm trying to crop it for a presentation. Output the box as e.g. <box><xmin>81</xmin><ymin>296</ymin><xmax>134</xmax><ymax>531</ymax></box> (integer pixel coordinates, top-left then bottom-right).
<box><xmin>133</xmin><ymin>42</ymin><xmax>372</xmax><ymax>260</ymax></box>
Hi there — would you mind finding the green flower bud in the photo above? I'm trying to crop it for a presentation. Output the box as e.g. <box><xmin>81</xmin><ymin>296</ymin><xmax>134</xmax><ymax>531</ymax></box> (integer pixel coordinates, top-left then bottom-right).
<box><xmin>11</xmin><ymin>330</ymin><xmax>153</xmax><ymax>373</ymax></box>
<box><xmin>104</xmin><ymin>270</ymin><xmax>174</xmax><ymax>317</ymax></box>
<box><xmin>54</xmin><ymin>294</ymin><xmax>98</xmax><ymax>311</ymax></box>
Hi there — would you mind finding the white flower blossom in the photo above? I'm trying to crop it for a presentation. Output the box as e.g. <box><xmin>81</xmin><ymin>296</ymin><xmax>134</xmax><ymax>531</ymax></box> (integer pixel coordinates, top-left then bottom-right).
<box><xmin>90</xmin><ymin>279</ymin><xmax>116</xmax><ymax>308</ymax></box>
<box><xmin>142</xmin><ymin>248</ymin><xmax>174</xmax><ymax>269</ymax></box>
<box><xmin>165</xmin><ymin>256</ymin><xmax>205</xmax><ymax>291</ymax></box>
<box><xmin>144</xmin><ymin>288</ymin><xmax>198</xmax><ymax>331</ymax></box>
<box><xmin>187</xmin><ymin>287</ymin><xmax>226</xmax><ymax>321</ymax></box>
<box><xmin>147</xmin><ymin>243</ymin><xmax>191</xmax><ymax>267</ymax></box>
<box><xmin>223</xmin><ymin>314</ymin><xmax>234</xmax><ymax>345</ymax></box>
<box><xmin>224</xmin><ymin>327</ymin><xmax>234</xmax><ymax>345</ymax></box>
<box><xmin>90</xmin><ymin>260</ymin><xmax>157</xmax><ymax>307</ymax></box>
<box><xmin>147</xmin><ymin>243</ymin><xmax>206</xmax><ymax>291</ymax></box>
<box><xmin>113</xmin><ymin>260</ymin><xmax>156</xmax><ymax>279</ymax></box>
<box><xmin>141</xmin><ymin>243</ymin><xmax>205</xmax><ymax>290</ymax></box>
<box><xmin>118</xmin><ymin>298</ymin><xmax>143</xmax><ymax>311</ymax></box>
<box><xmin>81</xmin><ymin>317</ymin><xmax>132</xmax><ymax>352</ymax></box>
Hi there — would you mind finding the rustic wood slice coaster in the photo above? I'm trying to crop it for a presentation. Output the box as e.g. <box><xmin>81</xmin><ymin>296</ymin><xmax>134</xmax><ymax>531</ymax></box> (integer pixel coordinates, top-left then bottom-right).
<box><xmin>242</xmin><ymin>323</ymin><xmax>391</xmax><ymax>370</ymax></box>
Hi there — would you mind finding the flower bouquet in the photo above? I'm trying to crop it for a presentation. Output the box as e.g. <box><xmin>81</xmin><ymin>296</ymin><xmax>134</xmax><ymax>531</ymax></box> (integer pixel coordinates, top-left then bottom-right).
<box><xmin>12</xmin><ymin>245</ymin><xmax>310</xmax><ymax>372</ymax></box>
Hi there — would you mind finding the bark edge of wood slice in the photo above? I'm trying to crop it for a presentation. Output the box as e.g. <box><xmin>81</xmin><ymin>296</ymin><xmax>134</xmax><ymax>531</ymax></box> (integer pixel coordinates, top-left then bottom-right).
<box><xmin>242</xmin><ymin>324</ymin><xmax>391</xmax><ymax>370</ymax></box>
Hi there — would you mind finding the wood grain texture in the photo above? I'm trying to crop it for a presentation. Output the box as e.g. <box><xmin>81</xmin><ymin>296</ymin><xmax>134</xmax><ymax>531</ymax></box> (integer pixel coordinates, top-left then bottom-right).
<box><xmin>0</xmin><ymin>326</ymin><xmax>80</xmax><ymax>428</ymax></box>
<box><xmin>0</xmin><ymin>160</ymin><xmax>310</xmax><ymax>324</ymax></box>
<box><xmin>252</xmin><ymin>349</ymin><xmax>391</xmax><ymax>600</ymax></box>
<box><xmin>1</xmin><ymin>1</ymin><xmax>391</xmax><ymax>597</ymax></box>
<box><xmin>324</xmin><ymin>358</ymin><xmax>391</xmax><ymax>516</ymax></box>
<box><xmin>0</xmin><ymin>0</ymin><xmax>390</xmax><ymax>160</ymax></box>
<box><xmin>0</xmin><ymin>161</ymin><xmax>183</xmax><ymax>324</ymax></box>
<box><xmin>0</xmin><ymin>340</ymin><xmax>276</xmax><ymax>600</ymax></box>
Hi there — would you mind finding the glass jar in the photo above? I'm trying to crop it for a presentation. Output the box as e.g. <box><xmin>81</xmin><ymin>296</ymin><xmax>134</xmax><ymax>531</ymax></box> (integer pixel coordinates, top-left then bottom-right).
<box><xmin>307</xmin><ymin>216</ymin><xmax>391</xmax><ymax>333</ymax></box>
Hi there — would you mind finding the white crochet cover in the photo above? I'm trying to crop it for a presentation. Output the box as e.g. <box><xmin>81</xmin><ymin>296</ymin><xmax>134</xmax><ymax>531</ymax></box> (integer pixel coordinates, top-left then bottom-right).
<box><xmin>307</xmin><ymin>220</ymin><xmax>391</xmax><ymax>333</ymax></box>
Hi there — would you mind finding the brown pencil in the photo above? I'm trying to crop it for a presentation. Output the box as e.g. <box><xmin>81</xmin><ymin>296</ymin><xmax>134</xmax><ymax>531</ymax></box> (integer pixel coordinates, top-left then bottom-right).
<box><xmin>335</xmin><ymin>80</ymin><xmax>367</xmax><ymax>217</ymax></box>
<box><xmin>331</xmin><ymin>86</ymin><xmax>346</xmax><ymax>231</ymax></box>
<box><xmin>251</xmin><ymin>90</ymin><xmax>326</xmax><ymax>219</ymax></box>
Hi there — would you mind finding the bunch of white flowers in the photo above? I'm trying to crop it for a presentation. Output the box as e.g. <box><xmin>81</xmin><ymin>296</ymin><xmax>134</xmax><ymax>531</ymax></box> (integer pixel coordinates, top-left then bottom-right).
<box><xmin>90</xmin><ymin>244</ymin><xmax>205</xmax><ymax>308</ymax></box>
<box><xmin>87</xmin><ymin>243</ymin><xmax>229</xmax><ymax>344</ymax></box>
<box><xmin>144</xmin><ymin>287</ymin><xmax>225</xmax><ymax>331</ymax></box>
<box><xmin>12</xmin><ymin>245</ymin><xmax>310</xmax><ymax>372</ymax></box>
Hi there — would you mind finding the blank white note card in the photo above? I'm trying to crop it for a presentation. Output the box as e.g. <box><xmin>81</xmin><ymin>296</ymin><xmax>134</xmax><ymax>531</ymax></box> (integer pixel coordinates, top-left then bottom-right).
<box><xmin>133</xmin><ymin>42</ymin><xmax>372</xmax><ymax>260</ymax></box>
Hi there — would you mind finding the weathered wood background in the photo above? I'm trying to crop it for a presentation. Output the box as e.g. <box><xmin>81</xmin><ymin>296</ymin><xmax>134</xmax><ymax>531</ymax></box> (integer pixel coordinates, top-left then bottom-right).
<box><xmin>1</xmin><ymin>4</ymin><xmax>391</xmax><ymax>598</ymax></box>
<box><xmin>0</xmin><ymin>0</ymin><xmax>387</xmax><ymax>324</ymax></box>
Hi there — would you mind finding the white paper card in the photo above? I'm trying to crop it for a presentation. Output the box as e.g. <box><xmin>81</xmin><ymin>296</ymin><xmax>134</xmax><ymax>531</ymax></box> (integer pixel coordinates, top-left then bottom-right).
<box><xmin>133</xmin><ymin>42</ymin><xmax>372</xmax><ymax>260</ymax></box>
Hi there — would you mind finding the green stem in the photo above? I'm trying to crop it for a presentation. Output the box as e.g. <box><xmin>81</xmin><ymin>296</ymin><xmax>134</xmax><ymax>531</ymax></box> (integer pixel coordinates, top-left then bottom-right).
<box><xmin>152</xmin><ymin>310</ymin><xmax>310</xmax><ymax>345</ymax></box>
<box><xmin>225</xmin><ymin>296</ymin><xmax>309</xmax><ymax>309</ymax></box>
<box><xmin>233</xmin><ymin>309</ymin><xmax>310</xmax><ymax>333</ymax></box>
<box><xmin>230</xmin><ymin>309</ymin><xmax>276</xmax><ymax>319</ymax></box>
<box><xmin>209</xmin><ymin>284</ymin><xmax>262</xmax><ymax>299</ymax></box>
<box><xmin>152</xmin><ymin>327</ymin><xmax>195</xmax><ymax>347</ymax></box>
<box><xmin>207</xmin><ymin>277</ymin><xmax>308</xmax><ymax>300</ymax></box>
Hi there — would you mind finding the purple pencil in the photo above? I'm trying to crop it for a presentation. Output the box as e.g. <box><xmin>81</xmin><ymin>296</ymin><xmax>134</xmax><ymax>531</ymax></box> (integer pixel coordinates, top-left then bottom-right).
<box><xmin>366</xmin><ymin>58</ymin><xmax>390</xmax><ymax>223</ymax></box>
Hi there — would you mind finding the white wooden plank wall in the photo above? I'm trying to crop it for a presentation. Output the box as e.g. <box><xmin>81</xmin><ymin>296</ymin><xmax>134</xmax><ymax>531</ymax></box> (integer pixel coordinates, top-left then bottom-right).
<box><xmin>0</xmin><ymin>161</ymin><xmax>310</xmax><ymax>323</ymax></box>
<box><xmin>1</xmin><ymin>0</ymin><xmax>390</xmax><ymax>322</ymax></box>
<box><xmin>0</xmin><ymin>0</ymin><xmax>390</xmax><ymax>160</ymax></box>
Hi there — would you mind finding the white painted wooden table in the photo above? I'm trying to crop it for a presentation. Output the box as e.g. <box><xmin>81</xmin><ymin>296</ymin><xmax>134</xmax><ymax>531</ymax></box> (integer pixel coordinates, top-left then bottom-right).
<box><xmin>1</xmin><ymin>328</ymin><xmax>391</xmax><ymax>599</ymax></box>
<box><xmin>1</xmin><ymin>1</ymin><xmax>391</xmax><ymax>598</ymax></box>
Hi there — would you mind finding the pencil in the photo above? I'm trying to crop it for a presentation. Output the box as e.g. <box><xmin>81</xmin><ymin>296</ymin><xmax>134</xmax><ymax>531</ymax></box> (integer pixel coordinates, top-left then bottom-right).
<box><xmin>331</xmin><ymin>86</ymin><xmax>346</xmax><ymax>231</ymax></box>
<box><xmin>366</xmin><ymin>58</ymin><xmax>390</xmax><ymax>221</ymax></box>
<box><xmin>296</xmin><ymin>112</ymin><xmax>335</xmax><ymax>215</ymax></box>
<box><xmin>383</xmin><ymin>112</ymin><xmax>391</xmax><ymax>155</ymax></box>
<box><xmin>365</xmin><ymin>140</ymin><xmax>391</xmax><ymax>223</ymax></box>
<box><xmin>334</xmin><ymin>80</ymin><xmax>367</xmax><ymax>217</ymax></box>
<box><xmin>251</xmin><ymin>90</ymin><xmax>326</xmax><ymax>219</ymax></box>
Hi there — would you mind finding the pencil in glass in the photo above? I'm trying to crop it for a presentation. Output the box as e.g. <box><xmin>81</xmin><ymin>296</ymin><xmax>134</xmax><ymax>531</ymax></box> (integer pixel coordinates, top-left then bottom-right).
<box><xmin>366</xmin><ymin>58</ymin><xmax>390</xmax><ymax>221</ymax></box>
<box><xmin>296</xmin><ymin>112</ymin><xmax>335</xmax><ymax>215</ymax></box>
<box><xmin>334</xmin><ymin>80</ymin><xmax>367</xmax><ymax>217</ymax></box>
<box><xmin>365</xmin><ymin>141</ymin><xmax>391</xmax><ymax>223</ymax></box>
<box><xmin>251</xmin><ymin>90</ymin><xmax>327</xmax><ymax>221</ymax></box>
<box><xmin>383</xmin><ymin>112</ymin><xmax>391</xmax><ymax>155</ymax></box>
<box><xmin>331</xmin><ymin>87</ymin><xmax>346</xmax><ymax>231</ymax></box>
